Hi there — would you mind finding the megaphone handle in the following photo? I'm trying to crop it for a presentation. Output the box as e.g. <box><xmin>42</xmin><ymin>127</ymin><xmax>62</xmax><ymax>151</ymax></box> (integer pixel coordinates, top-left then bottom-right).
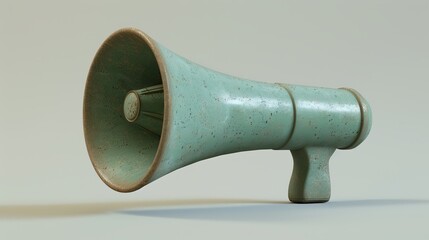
<box><xmin>288</xmin><ymin>147</ymin><xmax>336</xmax><ymax>203</ymax></box>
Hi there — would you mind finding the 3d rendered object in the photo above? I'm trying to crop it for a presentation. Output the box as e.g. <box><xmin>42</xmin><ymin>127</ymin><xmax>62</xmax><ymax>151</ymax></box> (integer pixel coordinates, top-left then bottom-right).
<box><xmin>83</xmin><ymin>28</ymin><xmax>372</xmax><ymax>203</ymax></box>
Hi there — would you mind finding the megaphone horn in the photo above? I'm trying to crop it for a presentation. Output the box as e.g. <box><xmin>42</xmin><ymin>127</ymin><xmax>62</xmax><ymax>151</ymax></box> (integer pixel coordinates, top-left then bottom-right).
<box><xmin>83</xmin><ymin>28</ymin><xmax>372</xmax><ymax>203</ymax></box>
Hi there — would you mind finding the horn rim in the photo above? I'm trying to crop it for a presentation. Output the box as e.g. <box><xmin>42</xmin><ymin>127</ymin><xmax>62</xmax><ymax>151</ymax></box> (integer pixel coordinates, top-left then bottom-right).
<box><xmin>83</xmin><ymin>28</ymin><xmax>171</xmax><ymax>192</ymax></box>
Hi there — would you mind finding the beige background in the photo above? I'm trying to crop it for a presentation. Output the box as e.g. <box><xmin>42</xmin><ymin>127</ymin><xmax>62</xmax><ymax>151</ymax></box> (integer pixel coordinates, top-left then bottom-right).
<box><xmin>1</xmin><ymin>0</ymin><xmax>428</xmax><ymax>239</ymax></box>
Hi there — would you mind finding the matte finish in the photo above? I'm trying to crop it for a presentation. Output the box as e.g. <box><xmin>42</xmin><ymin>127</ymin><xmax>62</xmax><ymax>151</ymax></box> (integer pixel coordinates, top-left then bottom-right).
<box><xmin>83</xmin><ymin>28</ymin><xmax>372</xmax><ymax>203</ymax></box>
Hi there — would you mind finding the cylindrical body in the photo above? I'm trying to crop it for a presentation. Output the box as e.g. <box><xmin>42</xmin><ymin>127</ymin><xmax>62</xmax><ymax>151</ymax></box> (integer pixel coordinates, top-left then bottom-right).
<box><xmin>276</xmin><ymin>84</ymin><xmax>370</xmax><ymax>150</ymax></box>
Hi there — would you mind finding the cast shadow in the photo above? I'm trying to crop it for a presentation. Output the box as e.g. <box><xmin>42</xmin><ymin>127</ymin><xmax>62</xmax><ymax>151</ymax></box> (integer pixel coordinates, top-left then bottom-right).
<box><xmin>0</xmin><ymin>198</ymin><xmax>283</xmax><ymax>219</ymax></box>
<box><xmin>1</xmin><ymin>198</ymin><xmax>427</xmax><ymax>221</ymax></box>
<box><xmin>120</xmin><ymin>199</ymin><xmax>429</xmax><ymax>222</ymax></box>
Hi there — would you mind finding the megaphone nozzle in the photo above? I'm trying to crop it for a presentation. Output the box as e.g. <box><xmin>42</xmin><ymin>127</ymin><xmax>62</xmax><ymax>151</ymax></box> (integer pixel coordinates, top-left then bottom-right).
<box><xmin>123</xmin><ymin>85</ymin><xmax>165</xmax><ymax>136</ymax></box>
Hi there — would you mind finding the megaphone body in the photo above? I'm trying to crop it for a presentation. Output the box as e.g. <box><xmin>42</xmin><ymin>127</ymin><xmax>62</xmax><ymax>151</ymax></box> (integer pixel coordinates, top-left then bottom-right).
<box><xmin>84</xmin><ymin>28</ymin><xmax>372</xmax><ymax>203</ymax></box>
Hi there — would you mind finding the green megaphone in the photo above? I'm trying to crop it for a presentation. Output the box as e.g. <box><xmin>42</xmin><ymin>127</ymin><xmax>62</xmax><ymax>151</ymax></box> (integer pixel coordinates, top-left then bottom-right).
<box><xmin>84</xmin><ymin>28</ymin><xmax>372</xmax><ymax>203</ymax></box>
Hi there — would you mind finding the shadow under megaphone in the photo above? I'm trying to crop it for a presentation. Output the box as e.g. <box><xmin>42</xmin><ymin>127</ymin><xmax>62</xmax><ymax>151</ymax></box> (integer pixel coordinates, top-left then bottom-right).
<box><xmin>1</xmin><ymin>198</ymin><xmax>428</xmax><ymax>221</ymax></box>
<box><xmin>0</xmin><ymin>198</ymin><xmax>285</xmax><ymax>219</ymax></box>
<box><xmin>119</xmin><ymin>199</ymin><xmax>429</xmax><ymax>222</ymax></box>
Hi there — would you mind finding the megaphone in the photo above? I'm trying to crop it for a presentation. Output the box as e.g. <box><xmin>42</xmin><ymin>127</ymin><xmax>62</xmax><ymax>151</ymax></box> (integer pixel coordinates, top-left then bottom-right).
<box><xmin>83</xmin><ymin>28</ymin><xmax>372</xmax><ymax>203</ymax></box>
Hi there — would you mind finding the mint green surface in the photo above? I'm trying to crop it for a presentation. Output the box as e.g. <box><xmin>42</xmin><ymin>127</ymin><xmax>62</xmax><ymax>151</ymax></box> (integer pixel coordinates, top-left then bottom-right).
<box><xmin>84</xmin><ymin>28</ymin><xmax>372</xmax><ymax>203</ymax></box>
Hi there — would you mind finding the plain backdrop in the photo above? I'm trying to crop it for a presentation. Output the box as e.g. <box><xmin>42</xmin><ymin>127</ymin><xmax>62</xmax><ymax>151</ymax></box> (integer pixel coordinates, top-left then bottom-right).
<box><xmin>0</xmin><ymin>0</ymin><xmax>428</xmax><ymax>239</ymax></box>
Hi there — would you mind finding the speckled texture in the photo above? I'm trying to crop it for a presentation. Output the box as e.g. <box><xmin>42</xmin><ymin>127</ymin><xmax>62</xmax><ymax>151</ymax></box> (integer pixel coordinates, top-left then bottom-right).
<box><xmin>84</xmin><ymin>28</ymin><xmax>372</xmax><ymax>203</ymax></box>
<box><xmin>276</xmin><ymin>84</ymin><xmax>364</xmax><ymax>150</ymax></box>
<box><xmin>150</xmin><ymin>46</ymin><xmax>294</xmax><ymax>181</ymax></box>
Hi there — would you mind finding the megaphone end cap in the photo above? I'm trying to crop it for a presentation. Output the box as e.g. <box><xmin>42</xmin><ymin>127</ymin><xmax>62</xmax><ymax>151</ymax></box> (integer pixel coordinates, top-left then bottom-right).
<box><xmin>83</xmin><ymin>28</ymin><xmax>171</xmax><ymax>192</ymax></box>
